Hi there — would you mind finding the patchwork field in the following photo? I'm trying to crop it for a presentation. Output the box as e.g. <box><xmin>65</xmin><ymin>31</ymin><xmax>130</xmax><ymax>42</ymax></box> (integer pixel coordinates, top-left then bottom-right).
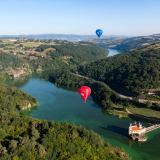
<box><xmin>0</xmin><ymin>39</ymin><xmax>60</xmax><ymax>59</ymax></box>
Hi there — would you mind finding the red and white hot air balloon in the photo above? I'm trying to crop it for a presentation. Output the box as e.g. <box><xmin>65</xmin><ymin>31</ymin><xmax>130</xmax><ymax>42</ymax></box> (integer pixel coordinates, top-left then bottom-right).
<box><xmin>78</xmin><ymin>86</ymin><xmax>91</xmax><ymax>103</ymax></box>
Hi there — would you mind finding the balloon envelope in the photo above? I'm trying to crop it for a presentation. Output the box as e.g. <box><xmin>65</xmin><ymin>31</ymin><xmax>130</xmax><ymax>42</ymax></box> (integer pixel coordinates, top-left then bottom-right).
<box><xmin>78</xmin><ymin>86</ymin><xmax>91</xmax><ymax>102</ymax></box>
<box><xmin>96</xmin><ymin>29</ymin><xmax>103</xmax><ymax>38</ymax></box>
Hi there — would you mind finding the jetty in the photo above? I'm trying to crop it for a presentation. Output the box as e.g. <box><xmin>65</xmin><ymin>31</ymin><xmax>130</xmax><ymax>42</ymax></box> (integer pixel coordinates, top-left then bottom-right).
<box><xmin>145</xmin><ymin>124</ymin><xmax>160</xmax><ymax>133</ymax></box>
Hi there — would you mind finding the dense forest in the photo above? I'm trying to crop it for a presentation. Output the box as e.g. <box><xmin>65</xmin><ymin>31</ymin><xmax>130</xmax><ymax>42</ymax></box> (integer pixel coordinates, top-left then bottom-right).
<box><xmin>0</xmin><ymin>51</ymin><xmax>26</xmax><ymax>71</ymax></box>
<box><xmin>0</xmin><ymin>82</ymin><xmax>130</xmax><ymax>159</ymax></box>
<box><xmin>0</xmin><ymin>115</ymin><xmax>130</xmax><ymax>160</ymax></box>
<box><xmin>0</xmin><ymin>83</ymin><xmax>37</xmax><ymax>116</ymax></box>
<box><xmin>84</xmin><ymin>34</ymin><xmax>160</xmax><ymax>52</ymax></box>
<box><xmin>75</xmin><ymin>42</ymin><xmax>160</xmax><ymax>94</ymax></box>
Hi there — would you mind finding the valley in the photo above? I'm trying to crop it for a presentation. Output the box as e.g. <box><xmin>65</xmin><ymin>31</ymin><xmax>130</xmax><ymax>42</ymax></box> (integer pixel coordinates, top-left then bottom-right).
<box><xmin>0</xmin><ymin>37</ymin><xmax>160</xmax><ymax>159</ymax></box>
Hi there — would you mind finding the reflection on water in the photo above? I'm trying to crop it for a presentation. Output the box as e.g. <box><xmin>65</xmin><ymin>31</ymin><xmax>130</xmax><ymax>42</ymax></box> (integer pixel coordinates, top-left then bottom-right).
<box><xmin>128</xmin><ymin>138</ymin><xmax>144</xmax><ymax>148</ymax></box>
<box><xmin>20</xmin><ymin>105</ymin><xmax>38</xmax><ymax>116</ymax></box>
<box><xmin>100</xmin><ymin>125</ymin><xmax>128</xmax><ymax>137</ymax></box>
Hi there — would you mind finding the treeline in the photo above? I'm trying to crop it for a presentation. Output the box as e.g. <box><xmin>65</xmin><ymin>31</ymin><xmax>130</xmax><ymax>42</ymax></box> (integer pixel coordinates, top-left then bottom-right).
<box><xmin>0</xmin><ymin>83</ymin><xmax>37</xmax><ymax>116</ymax></box>
<box><xmin>44</xmin><ymin>70</ymin><xmax>132</xmax><ymax>110</ymax></box>
<box><xmin>76</xmin><ymin>42</ymin><xmax>160</xmax><ymax>94</ymax></box>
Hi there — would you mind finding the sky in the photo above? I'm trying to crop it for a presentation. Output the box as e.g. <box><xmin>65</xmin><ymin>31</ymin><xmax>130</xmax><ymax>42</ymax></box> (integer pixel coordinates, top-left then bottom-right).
<box><xmin>0</xmin><ymin>0</ymin><xmax>160</xmax><ymax>36</ymax></box>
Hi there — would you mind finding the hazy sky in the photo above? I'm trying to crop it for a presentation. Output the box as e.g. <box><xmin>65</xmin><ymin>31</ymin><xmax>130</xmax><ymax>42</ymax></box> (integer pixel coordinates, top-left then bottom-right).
<box><xmin>0</xmin><ymin>0</ymin><xmax>159</xmax><ymax>36</ymax></box>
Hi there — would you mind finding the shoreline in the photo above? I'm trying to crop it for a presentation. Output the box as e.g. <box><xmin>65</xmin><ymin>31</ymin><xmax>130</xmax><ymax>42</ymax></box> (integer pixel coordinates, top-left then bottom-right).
<box><xmin>126</xmin><ymin>109</ymin><xmax>160</xmax><ymax>122</ymax></box>
<box><xmin>20</xmin><ymin>102</ymin><xmax>40</xmax><ymax>115</ymax></box>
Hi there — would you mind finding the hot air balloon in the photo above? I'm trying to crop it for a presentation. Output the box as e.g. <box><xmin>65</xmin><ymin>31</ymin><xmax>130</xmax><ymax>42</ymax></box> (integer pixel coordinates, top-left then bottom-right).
<box><xmin>78</xmin><ymin>86</ymin><xmax>91</xmax><ymax>103</ymax></box>
<box><xmin>96</xmin><ymin>29</ymin><xmax>103</xmax><ymax>38</ymax></box>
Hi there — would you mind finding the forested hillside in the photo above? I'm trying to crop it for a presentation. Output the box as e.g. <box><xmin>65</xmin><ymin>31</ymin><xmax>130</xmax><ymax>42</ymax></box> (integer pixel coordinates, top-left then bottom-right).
<box><xmin>0</xmin><ymin>39</ymin><xmax>108</xmax><ymax>76</ymax></box>
<box><xmin>76</xmin><ymin>42</ymin><xmax>160</xmax><ymax>94</ymax></box>
<box><xmin>0</xmin><ymin>83</ymin><xmax>37</xmax><ymax>116</ymax></box>
<box><xmin>0</xmin><ymin>51</ymin><xmax>26</xmax><ymax>71</ymax></box>
<box><xmin>84</xmin><ymin>34</ymin><xmax>160</xmax><ymax>52</ymax></box>
<box><xmin>30</xmin><ymin>42</ymin><xmax>108</xmax><ymax>70</ymax></box>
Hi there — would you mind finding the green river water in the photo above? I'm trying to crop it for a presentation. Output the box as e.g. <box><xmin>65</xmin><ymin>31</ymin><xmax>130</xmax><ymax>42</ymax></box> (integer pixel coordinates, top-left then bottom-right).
<box><xmin>5</xmin><ymin>70</ymin><xmax>160</xmax><ymax>160</ymax></box>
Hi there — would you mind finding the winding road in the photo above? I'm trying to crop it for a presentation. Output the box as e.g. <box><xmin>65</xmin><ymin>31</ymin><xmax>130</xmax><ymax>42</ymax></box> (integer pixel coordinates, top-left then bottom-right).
<box><xmin>71</xmin><ymin>72</ymin><xmax>160</xmax><ymax>104</ymax></box>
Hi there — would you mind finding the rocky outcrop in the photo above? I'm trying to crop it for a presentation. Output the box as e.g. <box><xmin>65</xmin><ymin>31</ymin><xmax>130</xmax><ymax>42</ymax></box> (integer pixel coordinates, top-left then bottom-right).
<box><xmin>3</xmin><ymin>63</ymin><xmax>32</xmax><ymax>78</ymax></box>
<box><xmin>36</xmin><ymin>66</ymin><xmax>43</xmax><ymax>72</ymax></box>
<box><xmin>22</xmin><ymin>102</ymin><xmax>31</xmax><ymax>110</ymax></box>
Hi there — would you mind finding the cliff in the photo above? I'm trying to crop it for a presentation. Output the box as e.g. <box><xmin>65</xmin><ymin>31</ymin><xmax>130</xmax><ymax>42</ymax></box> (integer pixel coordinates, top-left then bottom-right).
<box><xmin>2</xmin><ymin>63</ymin><xmax>32</xmax><ymax>78</ymax></box>
<box><xmin>22</xmin><ymin>102</ymin><xmax>31</xmax><ymax>110</ymax></box>
<box><xmin>36</xmin><ymin>66</ymin><xmax>43</xmax><ymax>72</ymax></box>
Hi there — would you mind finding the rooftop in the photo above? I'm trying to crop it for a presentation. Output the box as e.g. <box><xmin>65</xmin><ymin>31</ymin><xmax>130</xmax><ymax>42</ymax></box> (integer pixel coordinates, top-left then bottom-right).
<box><xmin>131</xmin><ymin>126</ymin><xmax>141</xmax><ymax>131</ymax></box>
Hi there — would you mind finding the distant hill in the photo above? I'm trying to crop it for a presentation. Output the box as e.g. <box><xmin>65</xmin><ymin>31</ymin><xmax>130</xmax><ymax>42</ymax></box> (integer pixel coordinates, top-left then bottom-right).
<box><xmin>76</xmin><ymin>41</ymin><xmax>160</xmax><ymax>94</ymax></box>
<box><xmin>0</xmin><ymin>33</ymin><xmax>130</xmax><ymax>42</ymax></box>
<box><xmin>84</xmin><ymin>34</ymin><xmax>160</xmax><ymax>53</ymax></box>
<box><xmin>0</xmin><ymin>39</ymin><xmax>108</xmax><ymax>77</ymax></box>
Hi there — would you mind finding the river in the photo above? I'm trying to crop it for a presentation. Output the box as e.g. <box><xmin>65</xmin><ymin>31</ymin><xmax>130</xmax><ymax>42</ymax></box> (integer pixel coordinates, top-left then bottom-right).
<box><xmin>106</xmin><ymin>48</ymin><xmax>121</xmax><ymax>57</ymax></box>
<box><xmin>5</xmin><ymin>70</ymin><xmax>160</xmax><ymax>160</ymax></box>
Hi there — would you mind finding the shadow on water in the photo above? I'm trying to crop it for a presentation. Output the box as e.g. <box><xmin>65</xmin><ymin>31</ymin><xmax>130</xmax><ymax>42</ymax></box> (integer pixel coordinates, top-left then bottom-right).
<box><xmin>100</xmin><ymin>125</ymin><xmax>128</xmax><ymax>137</ymax></box>
<box><xmin>129</xmin><ymin>114</ymin><xmax>157</xmax><ymax>125</ymax></box>
<box><xmin>91</xmin><ymin>103</ymin><xmax>101</xmax><ymax>109</ymax></box>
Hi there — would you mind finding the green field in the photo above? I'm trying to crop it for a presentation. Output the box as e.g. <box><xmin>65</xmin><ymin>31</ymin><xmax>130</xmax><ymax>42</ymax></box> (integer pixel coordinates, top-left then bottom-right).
<box><xmin>128</xmin><ymin>108</ymin><xmax>160</xmax><ymax>119</ymax></box>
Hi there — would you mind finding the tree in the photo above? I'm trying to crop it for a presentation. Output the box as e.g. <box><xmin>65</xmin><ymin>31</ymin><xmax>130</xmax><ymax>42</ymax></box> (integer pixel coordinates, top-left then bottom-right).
<box><xmin>146</xmin><ymin>100</ymin><xmax>152</xmax><ymax>108</ymax></box>
<box><xmin>31</xmin><ymin>129</ymin><xmax>40</xmax><ymax>140</ymax></box>
<box><xmin>0</xmin><ymin>129</ymin><xmax>6</xmax><ymax>140</ymax></box>
<box><xmin>156</xmin><ymin>103</ymin><xmax>160</xmax><ymax>110</ymax></box>
<box><xmin>123</xmin><ymin>106</ymin><xmax>127</xmax><ymax>111</ymax></box>
<box><xmin>9</xmin><ymin>140</ymin><xmax>18</xmax><ymax>149</ymax></box>
<box><xmin>132</xmin><ymin>97</ymin><xmax>139</xmax><ymax>103</ymax></box>
<box><xmin>37</xmin><ymin>144</ymin><xmax>46</xmax><ymax>158</ymax></box>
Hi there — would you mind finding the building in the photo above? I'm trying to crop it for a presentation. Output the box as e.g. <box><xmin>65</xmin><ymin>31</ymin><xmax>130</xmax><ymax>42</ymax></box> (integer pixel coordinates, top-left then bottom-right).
<box><xmin>143</xmin><ymin>89</ymin><xmax>158</xmax><ymax>95</ymax></box>
<box><xmin>147</xmin><ymin>89</ymin><xmax>157</xmax><ymax>95</ymax></box>
<box><xmin>128</xmin><ymin>121</ymin><xmax>146</xmax><ymax>135</ymax></box>
<box><xmin>11</xmin><ymin>52</ymin><xmax>17</xmax><ymax>55</ymax></box>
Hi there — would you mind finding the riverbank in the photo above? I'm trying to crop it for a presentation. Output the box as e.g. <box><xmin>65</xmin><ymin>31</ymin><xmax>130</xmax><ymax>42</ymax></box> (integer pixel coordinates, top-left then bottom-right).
<box><xmin>126</xmin><ymin>108</ymin><xmax>160</xmax><ymax>122</ymax></box>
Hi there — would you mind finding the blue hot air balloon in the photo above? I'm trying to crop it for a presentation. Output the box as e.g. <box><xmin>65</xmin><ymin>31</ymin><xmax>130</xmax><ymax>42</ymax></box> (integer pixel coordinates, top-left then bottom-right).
<box><xmin>96</xmin><ymin>29</ymin><xmax>103</xmax><ymax>38</ymax></box>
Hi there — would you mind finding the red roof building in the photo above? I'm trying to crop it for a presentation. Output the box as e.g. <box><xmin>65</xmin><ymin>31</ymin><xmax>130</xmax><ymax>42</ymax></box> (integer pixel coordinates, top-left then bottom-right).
<box><xmin>131</xmin><ymin>127</ymin><xmax>141</xmax><ymax>131</ymax></box>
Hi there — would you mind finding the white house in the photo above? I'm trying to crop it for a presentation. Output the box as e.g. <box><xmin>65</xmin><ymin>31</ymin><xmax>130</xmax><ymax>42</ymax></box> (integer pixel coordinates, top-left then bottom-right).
<box><xmin>128</xmin><ymin>121</ymin><xmax>146</xmax><ymax>135</ymax></box>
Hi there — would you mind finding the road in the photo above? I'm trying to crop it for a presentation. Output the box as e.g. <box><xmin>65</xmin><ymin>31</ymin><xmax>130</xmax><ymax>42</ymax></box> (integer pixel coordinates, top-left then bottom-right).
<box><xmin>71</xmin><ymin>72</ymin><xmax>160</xmax><ymax>104</ymax></box>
